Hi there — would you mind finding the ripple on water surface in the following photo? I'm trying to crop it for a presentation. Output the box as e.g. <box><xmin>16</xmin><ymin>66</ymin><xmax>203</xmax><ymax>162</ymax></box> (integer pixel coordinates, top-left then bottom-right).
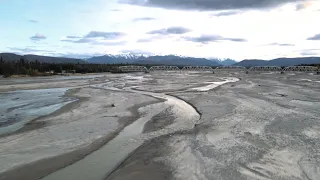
<box><xmin>0</xmin><ymin>88</ymin><xmax>76</xmax><ymax>135</ymax></box>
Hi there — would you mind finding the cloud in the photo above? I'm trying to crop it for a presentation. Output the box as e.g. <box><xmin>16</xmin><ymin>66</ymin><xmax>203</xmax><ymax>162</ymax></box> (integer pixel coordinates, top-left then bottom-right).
<box><xmin>300</xmin><ymin>51</ymin><xmax>319</xmax><ymax>56</ymax></box>
<box><xmin>63</xmin><ymin>31</ymin><xmax>125</xmax><ymax>41</ymax></box>
<box><xmin>84</xmin><ymin>31</ymin><xmax>125</xmax><ymax>39</ymax></box>
<box><xmin>61</xmin><ymin>37</ymin><xmax>126</xmax><ymax>46</ymax></box>
<box><xmin>110</xmin><ymin>9</ymin><xmax>120</xmax><ymax>11</ymax></box>
<box><xmin>298</xmin><ymin>48</ymin><xmax>320</xmax><ymax>56</ymax></box>
<box><xmin>227</xmin><ymin>38</ymin><xmax>247</xmax><ymax>42</ymax></box>
<box><xmin>8</xmin><ymin>47</ymin><xmax>54</xmax><ymax>53</ymax></box>
<box><xmin>78</xmin><ymin>39</ymin><xmax>95</xmax><ymax>43</ymax></box>
<box><xmin>137</xmin><ymin>38</ymin><xmax>153</xmax><ymax>43</ymax></box>
<box><xmin>92</xmin><ymin>41</ymin><xmax>126</xmax><ymax>46</ymax></box>
<box><xmin>211</xmin><ymin>11</ymin><xmax>242</xmax><ymax>17</ymax></box>
<box><xmin>61</xmin><ymin>31</ymin><xmax>126</xmax><ymax>46</ymax></box>
<box><xmin>47</xmin><ymin>52</ymin><xmax>105</xmax><ymax>59</ymax></box>
<box><xmin>295</xmin><ymin>3</ymin><xmax>305</xmax><ymax>10</ymax></box>
<box><xmin>137</xmin><ymin>35</ymin><xmax>165</xmax><ymax>43</ymax></box>
<box><xmin>268</xmin><ymin>43</ymin><xmax>295</xmax><ymax>46</ymax></box>
<box><xmin>296</xmin><ymin>1</ymin><xmax>313</xmax><ymax>11</ymax></box>
<box><xmin>147</xmin><ymin>27</ymin><xmax>191</xmax><ymax>35</ymax></box>
<box><xmin>183</xmin><ymin>34</ymin><xmax>247</xmax><ymax>43</ymax></box>
<box><xmin>66</xmin><ymin>36</ymin><xmax>82</xmax><ymax>39</ymax></box>
<box><xmin>133</xmin><ymin>17</ymin><xmax>156</xmax><ymax>22</ymax></box>
<box><xmin>298</xmin><ymin>48</ymin><xmax>320</xmax><ymax>51</ymax></box>
<box><xmin>30</xmin><ymin>33</ymin><xmax>47</xmax><ymax>41</ymax></box>
<box><xmin>61</xmin><ymin>38</ymin><xmax>91</xmax><ymax>43</ymax></box>
<box><xmin>28</xmin><ymin>20</ymin><xmax>38</xmax><ymax>23</ymax></box>
<box><xmin>120</xmin><ymin>49</ymin><xmax>153</xmax><ymax>55</ymax></box>
<box><xmin>120</xmin><ymin>0</ymin><xmax>306</xmax><ymax>11</ymax></box>
<box><xmin>307</xmin><ymin>34</ymin><xmax>320</xmax><ymax>40</ymax></box>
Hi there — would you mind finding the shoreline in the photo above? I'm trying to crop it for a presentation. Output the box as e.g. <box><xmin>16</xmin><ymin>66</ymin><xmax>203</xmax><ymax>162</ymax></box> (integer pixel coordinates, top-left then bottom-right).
<box><xmin>0</xmin><ymin>73</ymin><xmax>108</xmax><ymax>78</ymax></box>
<box><xmin>0</xmin><ymin>88</ymin><xmax>85</xmax><ymax>138</ymax></box>
<box><xmin>0</xmin><ymin>87</ymin><xmax>163</xmax><ymax>180</ymax></box>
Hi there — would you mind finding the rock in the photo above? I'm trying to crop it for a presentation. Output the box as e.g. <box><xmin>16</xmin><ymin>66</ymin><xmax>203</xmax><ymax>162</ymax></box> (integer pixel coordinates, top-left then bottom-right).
<box><xmin>244</xmin><ymin>132</ymin><xmax>252</xmax><ymax>136</ymax></box>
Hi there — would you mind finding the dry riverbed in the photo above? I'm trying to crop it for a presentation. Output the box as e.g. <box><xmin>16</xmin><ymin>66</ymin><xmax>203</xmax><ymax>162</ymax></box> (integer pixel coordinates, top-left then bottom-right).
<box><xmin>0</xmin><ymin>72</ymin><xmax>319</xmax><ymax>180</ymax></box>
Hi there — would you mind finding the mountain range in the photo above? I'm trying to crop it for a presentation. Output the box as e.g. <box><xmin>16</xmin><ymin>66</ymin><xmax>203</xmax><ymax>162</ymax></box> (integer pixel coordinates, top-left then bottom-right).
<box><xmin>234</xmin><ymin>57</ymin><xmax>320</xmax><ymax>67</ymax></box>
<box><xmin>88</xmin><ymin>54</ymin><xmax>228</xmax><ymax>66</ymax></box>
<box><xmin>1</xmin><ymin>53</ymin><xmax>319</xmax><ymax>67</ymax></box>
<box><xmin>0</xmin><ymin>53</ymin><xmax>85</xmax><ymax>64</ymax></box>
<box><xmin>87</xmin><ymin>54</ymin><xmax>320</xmax><ymax>66</ymax></box>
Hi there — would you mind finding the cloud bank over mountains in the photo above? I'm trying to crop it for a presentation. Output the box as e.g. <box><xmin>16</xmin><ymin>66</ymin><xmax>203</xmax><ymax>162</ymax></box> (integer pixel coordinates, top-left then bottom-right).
<box><xmin>0</xmin><ymin>0</ymin><xmax>319</xmax><ymax>60</ymax></box>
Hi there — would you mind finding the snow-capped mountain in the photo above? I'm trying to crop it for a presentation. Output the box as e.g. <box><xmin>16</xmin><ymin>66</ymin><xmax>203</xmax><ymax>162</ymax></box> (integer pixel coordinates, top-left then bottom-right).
<box><xmin>209</xmin><ymin>58</ymin><xmax>237</xmax><ymax>66</ymax></box>
<box><xmin>87</xmin><ymin>54</ymin><xmax>224</xmax><ymax>66</ymax></box>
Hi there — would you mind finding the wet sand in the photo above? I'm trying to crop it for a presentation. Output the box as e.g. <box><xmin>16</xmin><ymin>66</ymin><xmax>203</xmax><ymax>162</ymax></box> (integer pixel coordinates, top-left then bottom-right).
<box><xmin>0</xmin><ymin>74</ymin><xmax>162</xmax><ymax>180</ymax></box>
<box><xmin>106</xmin><ymin>72</ymin><xmax>320</xmax><ymax>180</ymax></box>
<box><xmin>40</xmin><ymin>81</ymin><xmax>200</xmax><ymax>180</ymax></box>
<box><xmin>0</xmin><ymin>88</ymin><xmax>82</xmax><ymax>137</ymax></box>
<box><xmin>0</xmin><ymin>99</ymin><xmax>161</xmax><ymax>180</ymax></box>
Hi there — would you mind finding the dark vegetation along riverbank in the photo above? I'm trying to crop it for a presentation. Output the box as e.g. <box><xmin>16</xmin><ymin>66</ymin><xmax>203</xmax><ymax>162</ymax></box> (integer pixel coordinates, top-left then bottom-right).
<box><xmin>0</xmin><ymin>55</ymin><xmax>190</xmax><ymax>77</ymax></box>
<box><xmin>0</xmin><ymin>57</ymin><xmax>121</xmax><ymax>77</ymax></box>
<box><xmin>0</xmin><ymin>56</ymin><xmax>214</xmax><ymax>77</ymax></box>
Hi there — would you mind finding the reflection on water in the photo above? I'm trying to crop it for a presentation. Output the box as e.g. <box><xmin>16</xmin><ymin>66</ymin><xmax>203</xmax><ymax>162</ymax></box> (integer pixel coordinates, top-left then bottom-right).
<box><xmin>0</xmin><ymin>74</ymin><xmax>106</xmax><ymax>84</ymax></box>
<box><xmin>0</xmin><ymin>88</ymin><xmax>76</xmax><ymax>135</ymax></box>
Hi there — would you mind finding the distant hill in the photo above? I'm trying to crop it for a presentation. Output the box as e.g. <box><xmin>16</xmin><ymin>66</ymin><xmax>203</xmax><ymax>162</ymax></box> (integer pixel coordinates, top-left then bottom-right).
<box><xmin>233</xmin><ymin>60</ymin><xmax>267</xmax><ymax>67</ymax></box>
<box><xmin>234</xmin><ymin>57</ymin><xmax>320</xmax><ymax>67</ymax></box>
<box><xmin>267</xmin><ymin>57</ymin><xmax>320</xmax><ymax>66</ymax></box>
<box><xmin>87</xmin><ymin>54</ymin><xmax>222</xmax><ymax>66</ymax></box>
<box><xmin>0</xmin><ymin>53</ymin><xmax>22</xmax><ymax>62</ymax></box>
<box><xmin>2</xmin><ymin>52</ymin><xmax>319</xmax><ymax>66</ymax></box>
<box><xmin>0</xmin><ymin>53</ymin><xmax>86</xmax><ymax>64</ymax></box>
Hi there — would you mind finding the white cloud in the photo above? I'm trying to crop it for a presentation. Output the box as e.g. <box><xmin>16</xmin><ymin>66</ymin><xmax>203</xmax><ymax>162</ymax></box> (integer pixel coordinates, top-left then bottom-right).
<box><xmin>2</xmin><ymin>0</ymin><xmax>320</xmax><ymax>60</ymax></box>
<box><xmin>30</xmin><ymin>33</ymin><xmax>47</xmax><ymax>41</ymax></box>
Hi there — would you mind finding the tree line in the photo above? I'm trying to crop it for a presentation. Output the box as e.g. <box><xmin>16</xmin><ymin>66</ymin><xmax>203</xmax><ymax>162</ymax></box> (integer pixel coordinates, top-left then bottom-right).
<box><xmin>0</xmin><ymin>57</ymin><xmax>200</xmax><ymax>77</ymax></box>
<box><xmin>0</xmin><ymin>57</ymin><xmax>126</xmax><ymax>77</ymax></box>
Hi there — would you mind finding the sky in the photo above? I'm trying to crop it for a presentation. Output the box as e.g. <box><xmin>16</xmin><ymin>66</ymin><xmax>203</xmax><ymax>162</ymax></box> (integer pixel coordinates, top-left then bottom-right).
<box><xmin>0</xmin><ymin>0</ymin><xmax>320</xmax><ymax>61</ymax></box>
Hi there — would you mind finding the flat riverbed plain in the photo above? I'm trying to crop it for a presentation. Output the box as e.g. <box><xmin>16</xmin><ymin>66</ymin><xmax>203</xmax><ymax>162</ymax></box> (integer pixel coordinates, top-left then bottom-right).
<box><xmin>0</xmin><ymin>72</ymin><xmax>319</xmax><ymax>180</ymax></box>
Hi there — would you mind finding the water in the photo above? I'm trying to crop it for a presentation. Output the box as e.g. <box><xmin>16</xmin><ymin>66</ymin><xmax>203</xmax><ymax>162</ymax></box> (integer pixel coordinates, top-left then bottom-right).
<box><xmin>191</xmin><ymin>78</ymin><xmax>239</xmax><ymax>91</ymax></box>
<box><xmin>0</xmin><ymin>74</ymin><xmax>106</xmax><ymax>84</ymax></box>
<box><xmin>0</xmin><ymin>88</ymin><xmax>76</xmax><ymax>135</ymax></box>
<box><xmin>42</xmin><ymin>86</ymin><xmax>200</xmax><ymax>180</ymax></box>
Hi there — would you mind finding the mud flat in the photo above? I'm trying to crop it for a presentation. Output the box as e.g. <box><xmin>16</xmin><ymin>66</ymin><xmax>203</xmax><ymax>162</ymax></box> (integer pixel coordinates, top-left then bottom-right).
<box><xmin>107</xmin><ymin>72</ymin><xmax>320</xmax><ymax>180</ymax></box>
<box><xmin>41</xmin><ymin>82</ymin><xmax>200</xmax><ymax>180</ymax></box>
<box><xmin>1</xmin><ymin>72</ymin><xmax>320</xmax><ymax>180</ymax></box>
<box><xmin>0</xmin><ymin>75</ymin><xmax>161</xmax><ymax>180</ymax></box>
